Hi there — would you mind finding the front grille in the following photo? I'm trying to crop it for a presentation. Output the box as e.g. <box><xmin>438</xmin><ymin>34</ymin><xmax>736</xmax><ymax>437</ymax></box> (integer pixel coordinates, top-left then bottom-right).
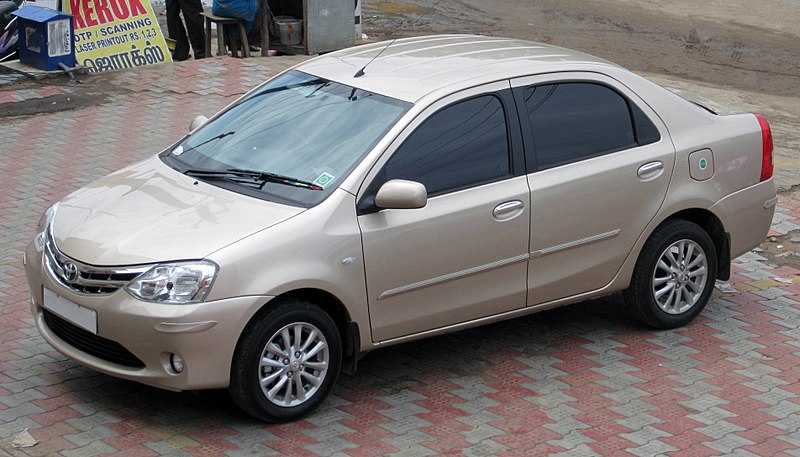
<box><xmin>43</xmin><ymin>232</ymin><xmax>148</xmax><ymax>295</ymax></box>
<box><xmin>43</xmin><ymin>309</ymin><xmax>146</xmax><ymax>368</ymax></box>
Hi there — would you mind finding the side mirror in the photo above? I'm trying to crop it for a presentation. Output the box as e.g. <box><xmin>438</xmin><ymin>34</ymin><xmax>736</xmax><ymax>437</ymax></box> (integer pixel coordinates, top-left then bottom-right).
<box><xmin>189</xmin><ymin>115</ymin><xmax>209</xmax><ymax>132</ymax></box>
<box><xmin>375</xmin><ymin>179</ymin><xmax>427</xmax><ymax>210</ymax></box>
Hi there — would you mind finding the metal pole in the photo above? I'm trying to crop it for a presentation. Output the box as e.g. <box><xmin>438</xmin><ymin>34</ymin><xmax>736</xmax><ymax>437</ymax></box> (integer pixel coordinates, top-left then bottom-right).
<box><xmin>260</xmin><ymin>0</ymin><xmax>269</xmax><ymax>55</ymax></box>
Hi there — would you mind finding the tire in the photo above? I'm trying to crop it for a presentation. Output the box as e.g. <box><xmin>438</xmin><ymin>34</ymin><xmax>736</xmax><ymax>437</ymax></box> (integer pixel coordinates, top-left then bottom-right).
<box><xmin>229</xmin><ymin>298</ymin><xmax>342</xmax><ymax>422</ymax></box>
<box><xmin>624</xmin><ymin>219</ymin><xmax>717</xmax><ymax>329</ymax></box>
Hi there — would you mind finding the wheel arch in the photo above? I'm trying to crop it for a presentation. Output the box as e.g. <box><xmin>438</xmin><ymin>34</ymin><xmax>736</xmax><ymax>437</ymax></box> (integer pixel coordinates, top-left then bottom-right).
<box><xmin>666</xmin><ymin>208</ymin><xmax>730</xmax><ymax>281</ymax></box>
<box><xmin>611</xmin><ymin>205</ymin><xmax>730</xmax><ymax>295</ymax></box>
<box><xmin>623</xmin><ymin>217</ymin><xmax>720</xmax><ymax>328</ymax></box>
<box><xmin>236</xmin><ymin>288</ymin><xmax>361</xmax><ymax>376</ymax></box>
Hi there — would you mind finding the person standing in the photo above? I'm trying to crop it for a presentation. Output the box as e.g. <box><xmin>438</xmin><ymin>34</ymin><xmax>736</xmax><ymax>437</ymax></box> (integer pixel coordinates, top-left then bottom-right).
<box><xmin>167</xmin><ymin>0</ymin><xmax>206</xmax><ymax>61</ymax></box>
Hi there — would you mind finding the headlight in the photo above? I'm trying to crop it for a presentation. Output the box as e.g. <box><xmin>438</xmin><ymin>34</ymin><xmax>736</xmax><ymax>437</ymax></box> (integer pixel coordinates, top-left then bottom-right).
<box><xmin>34</xmin><ymin>202</ymin><xmax>59</xmax><ymax>253</ymax></box>
<box><xmin>125</xmin><ymin>261</ymin><xmax>217</xmax><ymax>304</ymax></box>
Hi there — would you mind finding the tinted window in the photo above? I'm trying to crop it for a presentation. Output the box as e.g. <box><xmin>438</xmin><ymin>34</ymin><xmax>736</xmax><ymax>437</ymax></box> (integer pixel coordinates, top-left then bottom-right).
<box><xmin>383</xmin><ymin>95</ymin><xmax>511</xmax><ymax>196</ymax></box>
<box><xmin>631</xmin><ymin>102</ymin><xmax>661</xmax><ymax>145</ymax></box>
<box><xmin>524</xmin><ymin>83</ymin><xmax>656</xmax><ymax>170</ymax></box>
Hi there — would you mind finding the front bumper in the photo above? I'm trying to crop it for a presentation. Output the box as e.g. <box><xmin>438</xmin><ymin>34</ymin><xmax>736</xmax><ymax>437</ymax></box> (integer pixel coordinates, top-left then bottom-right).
<box><xmin>25</xmin><ymin>241</ymin><xmax>270</xmax><ymax>391</ymax></box>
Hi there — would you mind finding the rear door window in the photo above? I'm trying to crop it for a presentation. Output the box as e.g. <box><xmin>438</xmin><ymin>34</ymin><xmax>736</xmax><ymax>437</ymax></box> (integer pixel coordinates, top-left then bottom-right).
<box><xmin>522</xmin><ymin>82</ymin><xmax>659</xmax><ymax>170</ymax></box>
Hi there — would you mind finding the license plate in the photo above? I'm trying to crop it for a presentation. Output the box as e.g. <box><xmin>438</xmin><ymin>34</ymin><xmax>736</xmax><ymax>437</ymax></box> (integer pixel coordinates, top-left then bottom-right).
<box><xmin>43</xmin><ymin>288</ymin><xmax>97</xmax><ymax>334</ymax></box>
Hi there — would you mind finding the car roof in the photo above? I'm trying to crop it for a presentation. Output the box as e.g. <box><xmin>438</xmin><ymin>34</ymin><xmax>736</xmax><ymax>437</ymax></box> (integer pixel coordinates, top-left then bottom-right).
<box><xmin>298</xmin><ymin>34</ymin><xmax>619</xmax><ymax>103</ymax></box>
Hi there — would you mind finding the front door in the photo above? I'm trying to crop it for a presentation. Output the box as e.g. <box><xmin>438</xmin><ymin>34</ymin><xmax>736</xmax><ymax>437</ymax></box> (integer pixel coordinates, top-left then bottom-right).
<box><xmin>358</xmin><ymin>84</ymin><xmax>530</xmax><ymax>342</ymax></box>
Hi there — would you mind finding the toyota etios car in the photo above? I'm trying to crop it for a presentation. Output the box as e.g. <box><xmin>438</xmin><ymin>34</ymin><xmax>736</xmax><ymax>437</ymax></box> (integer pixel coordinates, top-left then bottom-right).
<box><xmin>25</xmin><ymin>35</ymin><xmax>776</xmax><ymax>422</ymax></box>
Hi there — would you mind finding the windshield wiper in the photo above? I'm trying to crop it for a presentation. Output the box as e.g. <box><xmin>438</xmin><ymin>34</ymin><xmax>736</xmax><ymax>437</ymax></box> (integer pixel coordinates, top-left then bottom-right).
<box><xmin>185</xmin><ymin>168</ymin><xmax>323</xmax><ymax>191</ymax></box>
<box><xmin>193</xmin><ymin>131</ymin><xmax>235</xmax><ymax>148</ymax></box>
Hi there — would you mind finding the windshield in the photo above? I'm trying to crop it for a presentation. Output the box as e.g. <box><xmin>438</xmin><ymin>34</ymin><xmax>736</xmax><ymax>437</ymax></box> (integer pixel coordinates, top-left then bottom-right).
<box><xmin>162</xmin><ymin>70</ymin><xmax>410</xmax><ymax>206</ymax></box>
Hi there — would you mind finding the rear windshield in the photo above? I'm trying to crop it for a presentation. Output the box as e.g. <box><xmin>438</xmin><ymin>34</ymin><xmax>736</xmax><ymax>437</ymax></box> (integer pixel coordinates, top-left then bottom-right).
<box><xmin>162</xmin><ymin>70</ymin><xmax>410</xmax><ymax>207</ymax></box>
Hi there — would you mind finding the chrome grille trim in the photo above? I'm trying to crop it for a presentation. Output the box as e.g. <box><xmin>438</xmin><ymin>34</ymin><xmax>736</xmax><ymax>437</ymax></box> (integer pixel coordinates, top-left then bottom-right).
<box><xmin>43</xmin><ymin>231</ymin><xmax>149</xmax><ymax>295</ymax></box>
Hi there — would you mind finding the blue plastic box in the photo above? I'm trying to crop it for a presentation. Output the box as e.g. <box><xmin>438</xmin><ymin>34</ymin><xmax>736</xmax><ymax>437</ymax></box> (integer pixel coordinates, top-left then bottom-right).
<box><xmin>13</xmin><ymin>6</ymin><xmax>75</xmax><ymax>71</ymax></box>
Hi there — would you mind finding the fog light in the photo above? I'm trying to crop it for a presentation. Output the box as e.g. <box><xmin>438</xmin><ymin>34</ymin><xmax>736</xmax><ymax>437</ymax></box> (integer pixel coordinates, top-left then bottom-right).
<box><xmin>169</xmin><ymin>353</ymin><xmax>184</xmax><ymax>373</ymax></box>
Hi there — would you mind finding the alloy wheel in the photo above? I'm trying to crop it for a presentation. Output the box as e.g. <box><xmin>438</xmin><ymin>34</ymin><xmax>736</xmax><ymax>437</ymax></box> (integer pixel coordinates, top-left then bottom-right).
<box><xmin>652</xmin><ymin>239</ymin><xmax>708</xmax><ymax>315</ymax></box>
<box><xmin>258</xmin><ymin>322</ymin><xmax>329</xmax><ymax>407</ymax></box>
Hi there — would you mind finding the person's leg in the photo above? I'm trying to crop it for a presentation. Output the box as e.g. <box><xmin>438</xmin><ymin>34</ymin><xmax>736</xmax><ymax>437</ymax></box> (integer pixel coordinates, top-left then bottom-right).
<box><xmin>249</xmin><ymin>0</ymin><xmax>261</xmax><ymax>47</ymax></box>
<box><xmin>166</xmin><ymin>0</ymin><xmax>190</xmax><ymax>60</ymax></box>
<box><xmin>180</xmin><ymin>0</ymin><xmax>207</xmax><ymax>59</ymax></box>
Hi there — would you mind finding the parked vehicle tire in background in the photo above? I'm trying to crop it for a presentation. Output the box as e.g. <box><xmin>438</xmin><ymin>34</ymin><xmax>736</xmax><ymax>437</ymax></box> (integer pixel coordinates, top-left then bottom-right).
<box><xmin>229</xmin><ymin>298</ymin><xmax>342</xmax><ymax>422</ymax></box>
<box><xmin>625</xmin><ymin>219</ymin><xmax>718</xmax><ymax>329</ymax></box>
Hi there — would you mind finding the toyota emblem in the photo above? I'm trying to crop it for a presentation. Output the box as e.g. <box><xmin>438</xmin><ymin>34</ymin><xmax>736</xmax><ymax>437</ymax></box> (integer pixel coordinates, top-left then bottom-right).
<box><xmin>62</xmin><ymin>262</ymin><xmax>79</xmax><ymax>284</ymax></box>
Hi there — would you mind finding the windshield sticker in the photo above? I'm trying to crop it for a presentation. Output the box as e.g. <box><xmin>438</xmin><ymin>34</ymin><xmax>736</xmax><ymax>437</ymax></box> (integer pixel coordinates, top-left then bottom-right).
<box><xmin>313</xmin><ymin>172</ymin><xmax>336</xmax><ymax>189</ymax></box>
<box><xmin>172</xmin><ymin>145</ymin><xmax>185</xmax><ymax>156</ymax></box>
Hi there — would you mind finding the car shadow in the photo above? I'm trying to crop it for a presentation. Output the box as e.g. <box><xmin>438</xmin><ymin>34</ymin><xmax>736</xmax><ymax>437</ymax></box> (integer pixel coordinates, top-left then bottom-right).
<box><xmin>45</xmin><ymin>293</ymin><xmax>653</xmax><ymax>428</ymax></box>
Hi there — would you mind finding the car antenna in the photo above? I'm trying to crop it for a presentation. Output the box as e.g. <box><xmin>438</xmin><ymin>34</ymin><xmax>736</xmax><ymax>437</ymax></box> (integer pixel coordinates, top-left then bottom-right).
<box><xmin>354</xmin><ymin>0</ymin><xmax>444</xmax><ymax>78</ymax></box>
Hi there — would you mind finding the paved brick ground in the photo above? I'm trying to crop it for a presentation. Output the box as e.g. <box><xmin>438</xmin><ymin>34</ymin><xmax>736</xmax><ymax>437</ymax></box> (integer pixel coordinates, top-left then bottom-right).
<box><xmin>1</xmin><ymin>58</ymin><xmax>800</xmax><ymax>456</ymax></box>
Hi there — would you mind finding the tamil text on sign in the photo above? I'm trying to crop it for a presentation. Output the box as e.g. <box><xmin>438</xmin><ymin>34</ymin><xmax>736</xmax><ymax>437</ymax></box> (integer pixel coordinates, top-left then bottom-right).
<box><xmin>64</xmin><ymin>0</ymin><xmax>172</xmax><ymax>72</ymax></box>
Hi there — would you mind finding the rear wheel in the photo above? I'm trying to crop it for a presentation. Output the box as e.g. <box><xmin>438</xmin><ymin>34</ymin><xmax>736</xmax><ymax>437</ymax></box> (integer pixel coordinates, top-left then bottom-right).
<box><xmin>229</xmin><ymin>298</ymin><xmax>342</xmax><ymax>422</ymax></box>
<box><xmin>624</xmin><ymin>220</ymin><xmax>717</xmax><ymax>329</ymax></box>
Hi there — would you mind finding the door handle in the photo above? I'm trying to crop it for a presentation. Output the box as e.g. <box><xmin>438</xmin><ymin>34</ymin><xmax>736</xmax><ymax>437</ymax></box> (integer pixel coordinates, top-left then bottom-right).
<box><xmin>637</xmin><ymin>161</ymin><xmax>664</xmax><ymax>179</ymax></box>
<box><xmin>493</xmin><ymin>200</ymin><xmax>524</xmax><ymax>221</ymax></box>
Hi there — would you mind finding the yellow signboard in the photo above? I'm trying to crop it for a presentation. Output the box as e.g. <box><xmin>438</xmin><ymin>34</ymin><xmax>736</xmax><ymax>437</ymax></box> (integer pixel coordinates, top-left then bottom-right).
<box><xmin>63</xmin><ymin>0</ymin><xmax>172</xmax><ymax>72</ymax></box>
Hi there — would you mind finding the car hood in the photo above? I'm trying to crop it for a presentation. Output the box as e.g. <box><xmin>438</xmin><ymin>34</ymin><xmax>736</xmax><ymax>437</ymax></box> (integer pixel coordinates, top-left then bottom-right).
<box><xmin>52</xmin><ymin>156</ymin><xmax>304</xmax><ymax>265</ymax></box>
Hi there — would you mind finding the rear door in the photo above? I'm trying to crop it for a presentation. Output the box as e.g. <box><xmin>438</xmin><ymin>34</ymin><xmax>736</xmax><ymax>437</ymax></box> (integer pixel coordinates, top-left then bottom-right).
<box><xmin>357</xmin><ymin>82</ymin><xmax>530</xmax><ymax>342</ymax></box>
<box><xmin>511</xmin><ymin>73</ymin><xmax>675</xmax><ymax>305</ymax></box>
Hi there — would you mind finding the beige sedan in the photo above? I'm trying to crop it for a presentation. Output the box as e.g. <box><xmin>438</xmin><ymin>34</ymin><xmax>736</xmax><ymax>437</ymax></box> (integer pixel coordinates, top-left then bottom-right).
<box><xmin>25</xmin><ymin>35</ymin><xmax>776</xmax><ymax>422</ymax></box>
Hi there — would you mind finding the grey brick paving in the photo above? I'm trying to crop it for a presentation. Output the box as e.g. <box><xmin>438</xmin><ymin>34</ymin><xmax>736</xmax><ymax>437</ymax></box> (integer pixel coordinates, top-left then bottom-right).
<box><xmin>382</xmin><ymin>430</ymin><xmax>435</xmax><ymax>455</ymax></box>
<box><xmin>704</xmin><ymin>433</ymin><xmax>757</xmax><ymax>454</ymax></box>
<box><xmin>61</xmin><ymin>441</ymin><xmax>117</xmax><ymax>457</ymax></box>
<box><xmin>64</xmin><ymin>426</ymin><xmax>119</xmax><ymax>447</ymax></box>
<box><xmin>626</xmin><ymin>440</ymin><xmax>681</xmax><ymax>457</ymax></box>
<box><xmin>762</xmin><ymin>400</ymin><xmax>800</xmax><ymax>419</ymax></box>
<box><xmin>616</xmin><ymin>412</ymin><xmax>662</xmax><ymax>431</ymax></box>
<box><xmin>0</xmin><ymin>402</ymin><xmax>45</xmax><ymax>424</ymax></box>
<box><xmin>547</xmin><ymin>429</ymin><xmax>595</xmax><ymax>450</ymax></box>
<box><xmin>463</xmin><ymin>439</ymin><xmax>510</xmax><ymax>457</ymax></box>
<box><xmin>777</xmin><ymin>431</ymin><xmax>800</xmax><ymax>449</ymax></box>
<box><xmin>551</xmin><ymin>444</ymin><xmax>599</xmax><ymax>457</ymax></box>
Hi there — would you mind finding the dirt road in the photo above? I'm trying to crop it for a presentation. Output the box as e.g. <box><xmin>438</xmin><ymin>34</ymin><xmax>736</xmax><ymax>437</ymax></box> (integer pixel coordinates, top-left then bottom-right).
<box><xmin>363</xmin><ymin>0</ymin><xmax>799</xmax><ymax>97</ymax></box>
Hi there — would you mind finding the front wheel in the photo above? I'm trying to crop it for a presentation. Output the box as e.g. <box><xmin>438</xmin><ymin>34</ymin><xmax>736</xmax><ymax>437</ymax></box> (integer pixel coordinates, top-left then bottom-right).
<box><xmin>229</xmin><ymin>298</ymin><xmax>342</xmax><ymax>422</ymax></box>
<box><xmin>624</xmin><ymin>220</ymin><xmax>717</xmax><ymax>329</ymax></box>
